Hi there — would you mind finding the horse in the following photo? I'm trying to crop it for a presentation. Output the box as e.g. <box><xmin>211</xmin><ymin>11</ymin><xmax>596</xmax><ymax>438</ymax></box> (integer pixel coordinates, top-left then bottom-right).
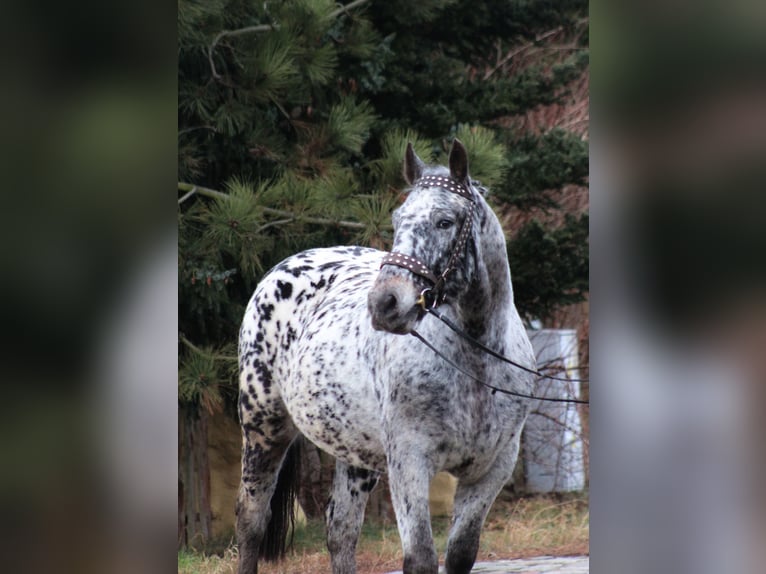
<box><xmin>236</xmin><ymin>139</ymin><xmax>536</xmax><ymax>574</ymax></box>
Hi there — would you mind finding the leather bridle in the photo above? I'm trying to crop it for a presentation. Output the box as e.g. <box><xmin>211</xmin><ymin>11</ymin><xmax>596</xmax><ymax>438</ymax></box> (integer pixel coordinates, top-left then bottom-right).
<box><xmin>378</xmin><ymin>174</ymin><xmax>591</xmax><ymax>402</ymax></box>
<box><xmin>380</xmin><ymin>174</ymin><xmax>476</xmax><ymax>310</ymax></box>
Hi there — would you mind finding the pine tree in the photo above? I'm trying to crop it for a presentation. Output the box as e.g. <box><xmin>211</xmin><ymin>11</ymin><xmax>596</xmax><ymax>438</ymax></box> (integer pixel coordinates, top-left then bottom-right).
<box><xmin>178</xmin><ymin>0</ymin><xmax>588</xmax><ymax>548</ymax></box>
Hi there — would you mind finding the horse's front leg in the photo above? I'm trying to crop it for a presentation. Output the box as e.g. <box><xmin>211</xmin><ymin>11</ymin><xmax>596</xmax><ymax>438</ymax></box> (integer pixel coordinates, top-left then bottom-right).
<box><xmin>386</xmin><ymin>441</ymin><xmax>440</xmax><ymax>574</ymax></box>
<box><xmin>326</xmin><ymin>460</ymin><xmax>380</xmax><ymax>574</ymax></box>
<box><xmin>445</xmin><ymin>432</ymin><xmax>523</xmax><ymax>574</ymax></box>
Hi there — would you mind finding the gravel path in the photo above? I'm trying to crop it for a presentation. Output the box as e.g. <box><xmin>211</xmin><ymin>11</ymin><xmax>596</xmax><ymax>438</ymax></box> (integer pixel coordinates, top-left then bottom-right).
<box><xmin>384</xmin><ymin>555</ymin><xmax>589</xmax><ymax>574</ymax></box>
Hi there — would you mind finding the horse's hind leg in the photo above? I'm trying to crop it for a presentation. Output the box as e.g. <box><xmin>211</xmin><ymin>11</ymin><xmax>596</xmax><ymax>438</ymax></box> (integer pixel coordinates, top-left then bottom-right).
<box><xmin>236</xmin><ymin>397</ymin><xmax>297</xmax><ymax>574</ymax></box>
<box><xmin>445</xmin><ymin>436</ymin><xmax>522</xmax><ymax>574</ymax></box>
<box><xmin>326</xmin><ymin>461</ymin><xmax>380</xmax><ymax>574</ymax></box>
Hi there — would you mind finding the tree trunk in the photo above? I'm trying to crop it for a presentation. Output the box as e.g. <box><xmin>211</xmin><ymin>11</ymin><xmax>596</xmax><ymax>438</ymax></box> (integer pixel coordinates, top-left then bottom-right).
<box><xmin>178</xmin><ymin>405</ymin><xmax>213</xmax><ymax>549</ymax></box>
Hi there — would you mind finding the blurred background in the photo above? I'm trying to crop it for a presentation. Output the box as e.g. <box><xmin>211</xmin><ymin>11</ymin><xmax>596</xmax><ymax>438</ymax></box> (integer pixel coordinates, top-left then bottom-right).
<box><xmin>590</xmin><ymin>0</ymin><xmax>765</xmax><ymax>572</ymax></box>
<box><xmin>0</xmin><ymin>0</ymin><xmax>762</xmax><ymax>573</ymax></box>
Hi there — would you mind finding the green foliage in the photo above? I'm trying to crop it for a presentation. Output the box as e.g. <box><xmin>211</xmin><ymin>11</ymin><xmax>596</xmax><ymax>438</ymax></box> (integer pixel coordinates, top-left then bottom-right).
<box><xmin>509</xmin><ymin>214</ymin><xmax>589</xmax><ymax>321</ymax></box>
<box><xmin>499</xmin><ymin>128</ymin><xmax>589</xmax><ymax>209</ymax></box>
<box><xmin>247</xmin><ymin>34</ymin><xmax>302</xmax><ymax>103</ymax></box>
<box><xmin>349</xmin><ymin>193</ymin><xmax>399</xmax><ymax>246</ymax></box>
<box><xmin>326</xmin><ymin>97</ymin><xmax>377</xmax><ymax>154</ymax></box>
<box><xmin>178</xmin><ymin>350</ymin><xmax>219</xmax><ymax>407</ymax></box>
<box><xmin>440</xmin><ymin>125</ymin><xmax>507</xmax><ymax>186</ymax></box>
<box><xmin>363</xmin><ymin>0</ymin><xmax>588</xmax><ymax>136</ymax></box>
<box><xmin>178</xmin><ymin>340</ymin><xmax>237</xmax><ymax>414</ymax></box>
<box><xmin>206</xmin><ymin>178</ymin><xmax>272</xmax><ymax>282</ymax></box>
<box><xmin>461</xmin><ymin>52</ymin><xmax>589</xmax><ymax>121</ymax></box>
<box><xmin>371</xmin><ymin>128</ymin><xmax>433</xmax><ymax>188</ymax></box>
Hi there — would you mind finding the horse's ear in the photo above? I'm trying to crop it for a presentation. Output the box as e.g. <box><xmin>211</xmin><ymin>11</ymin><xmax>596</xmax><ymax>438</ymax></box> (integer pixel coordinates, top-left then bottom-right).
<box><xmin>448</xmin><ymin>138</ymin><xmax>470</xmax><ymax>183</ymax></box>
<box><xmin>403</xmin><ymin>142</ymin><xmax>425</xmax><ymax>185</ymax></box>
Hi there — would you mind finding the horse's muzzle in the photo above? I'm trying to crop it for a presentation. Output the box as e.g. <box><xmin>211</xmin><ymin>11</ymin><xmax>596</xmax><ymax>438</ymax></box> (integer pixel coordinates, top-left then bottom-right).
<box><xmin>367</xmin><ymin>276</ymin><xmax>421</xmax><ymax>334</ymax></box>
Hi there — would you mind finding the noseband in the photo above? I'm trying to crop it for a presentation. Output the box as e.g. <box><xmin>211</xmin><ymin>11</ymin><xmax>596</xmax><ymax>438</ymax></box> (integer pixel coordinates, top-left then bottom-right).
<box><xmin>381</xmin><ymin>174</ymin><xmax>476</xmax><ymax>309</ymax></box>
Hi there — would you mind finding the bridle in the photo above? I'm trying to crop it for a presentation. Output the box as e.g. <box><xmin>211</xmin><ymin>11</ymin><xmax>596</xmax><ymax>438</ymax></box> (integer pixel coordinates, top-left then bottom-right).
<box><xmin>377</xmin><ymin>173</ymin><xmax>590</xmax><ymax>404</ymax></box>
<box><xmin>380</xmin><ymin>174</ymin><xmax>476</xmax><ymax>310</ymax></box>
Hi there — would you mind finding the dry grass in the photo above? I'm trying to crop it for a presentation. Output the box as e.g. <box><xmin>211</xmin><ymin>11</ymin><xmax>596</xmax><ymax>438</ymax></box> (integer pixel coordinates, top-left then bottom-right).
<box><xmin>477</xmin><ymin>493</ymin><xmax>589</xmax><ymax>560</ymax></box>
<box><xmin>178</xmin><ymin>494</ymin><xmax>588</xmax><ymax>574</ymax></box>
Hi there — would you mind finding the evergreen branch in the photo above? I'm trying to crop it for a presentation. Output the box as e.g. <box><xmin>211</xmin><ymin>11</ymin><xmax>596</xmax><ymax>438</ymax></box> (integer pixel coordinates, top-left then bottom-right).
<box><xmin>265</xmin><ymin>209</ymin><xmax>369</xmax><ymax>231</ymax></box>
<box><xmin>178</xmin><ymin>125</ymin><xmax>217</xmax><ymax>136</ymax></box>
<box><xmin>329</xmin><ymin>0</ymin><xmax>371</xmax><ymax>19</ymax></box>
<box><xmin>179</xmin><ymin>181</ymin><xmax>227</xmax><ymax>201</ymax></box>
<box><xmin>257</xmin><ymin>218</ymin><xmax>294</xmax><ymax>233</ymax></box>
<box><xmin>178</xmin><ymin>182</ymin><xmax>369</xmax><ymax>230</ymax></box>
<box><xmin>179</xmin><ymin>333</ymin><xmax>236</xmax><ymax>363</ymax></box>
<box><xmin>209</xmin><ymin>24</ymin><xmax>274</xmax><ymax>79</ymax></box>
<box><xmin>270</xmin><ymin>97</ymin><xmax>293</xmax><ymax>122</ymax></box>
<box><xmin>208</xmin><ymin>0</ymin><xmax>372</xmax><ymax>79</ymax></box>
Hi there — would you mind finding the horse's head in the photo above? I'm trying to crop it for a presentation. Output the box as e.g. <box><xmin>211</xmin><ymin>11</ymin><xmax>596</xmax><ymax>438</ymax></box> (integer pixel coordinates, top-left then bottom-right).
<box><xmin>368</xmin><ymin>139</ymin><xmax>480</xmax><ymax>334</ymax></box>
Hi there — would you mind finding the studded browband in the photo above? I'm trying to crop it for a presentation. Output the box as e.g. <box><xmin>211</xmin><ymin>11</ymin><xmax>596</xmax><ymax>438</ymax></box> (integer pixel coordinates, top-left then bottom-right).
<box><xmin>380</xmin><ymin>175</ymin><xmax>476</xmax><ymax>307</ymax></box>
<box><xmin>413</xmin><ymin>174</ymin><xmax>474</xmax><ymax>202</ymax></box>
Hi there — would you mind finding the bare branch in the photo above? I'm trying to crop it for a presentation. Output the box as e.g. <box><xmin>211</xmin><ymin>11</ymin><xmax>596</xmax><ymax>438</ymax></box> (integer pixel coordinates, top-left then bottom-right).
<box><xmin>529</xmin><ymin>409</ymin><xmax>590</xmax><ymax>445</ymax></box>
<box><xmin>178</xmin><ymin>186</ymin><xmax>198</xmax><ymax>205</ymax></box>
<box><xmin>179</xmin><ymin>333</ymin><xmax>236</xmax><ymax>363</ymax></box>
<box><xmin>482</xmin><ymin>16</ymin><xmax>588</xmax><ymax>82</ymax></box>
<box><xmin>484</xmin><ymin>26</ymin><xmax>564</xmax><ymax>80</ymax></box>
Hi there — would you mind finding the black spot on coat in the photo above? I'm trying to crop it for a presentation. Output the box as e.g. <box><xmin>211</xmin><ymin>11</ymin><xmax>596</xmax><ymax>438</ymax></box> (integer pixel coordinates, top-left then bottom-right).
<box><xmin>276</xmin><ymin>280</ymin><xmax>293</xmax><ymax>300</ymax></box>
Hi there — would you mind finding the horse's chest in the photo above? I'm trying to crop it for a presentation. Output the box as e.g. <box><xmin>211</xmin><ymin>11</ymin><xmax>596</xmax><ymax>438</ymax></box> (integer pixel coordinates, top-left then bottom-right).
<box><xmin>380</xmin><ymin>356</ymin><xmax>523</xmax><ymax>475</ymax></box>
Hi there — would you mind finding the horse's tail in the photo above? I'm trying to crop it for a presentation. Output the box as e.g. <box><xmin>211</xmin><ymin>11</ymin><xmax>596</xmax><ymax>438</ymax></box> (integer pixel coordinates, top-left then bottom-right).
<box><xmin>259</xmin><ymin>435</ymin><xmax>302</xmax><ymax>561</ymax></box>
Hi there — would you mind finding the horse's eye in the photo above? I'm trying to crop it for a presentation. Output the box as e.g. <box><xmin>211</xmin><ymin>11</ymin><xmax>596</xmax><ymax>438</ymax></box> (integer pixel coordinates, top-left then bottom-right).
<box><xmin>436</xmin><ymin>219</ymin><xmax>454</xmax><ymax>230</ymax></box>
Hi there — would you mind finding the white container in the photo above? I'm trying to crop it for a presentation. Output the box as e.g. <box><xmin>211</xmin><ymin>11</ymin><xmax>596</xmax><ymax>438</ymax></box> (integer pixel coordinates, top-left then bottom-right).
<box><xmin>523</xmin><ymin>329</ymin><xmax>586</xmax><ymax>493</ymax></box>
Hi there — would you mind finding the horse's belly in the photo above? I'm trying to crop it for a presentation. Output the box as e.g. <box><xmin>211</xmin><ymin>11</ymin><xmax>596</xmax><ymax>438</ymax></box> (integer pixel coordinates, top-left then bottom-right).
<box><xmin>286</xmin><ymin>386</ymin><xmax>386</xmax><ymax>470</ymax></box>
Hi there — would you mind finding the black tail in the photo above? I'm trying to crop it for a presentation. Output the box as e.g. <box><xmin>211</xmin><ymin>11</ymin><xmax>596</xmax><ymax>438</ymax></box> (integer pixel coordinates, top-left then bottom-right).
<box><xmin>259</xmin><ymin>436</ymin><xmax>302</xmax><ymax>561</ymax></box>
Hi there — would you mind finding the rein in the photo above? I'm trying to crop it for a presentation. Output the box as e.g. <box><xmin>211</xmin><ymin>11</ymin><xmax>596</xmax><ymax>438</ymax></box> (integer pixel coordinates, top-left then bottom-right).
<box><xmin>427</xmin><ymin>307</ymin><xmax>590</xmax><ymax>384</ymax></box>
<box><xmin>411</xmin><ymin>328</ymin><xmax>590</xmax><ymax>405</ymax></box>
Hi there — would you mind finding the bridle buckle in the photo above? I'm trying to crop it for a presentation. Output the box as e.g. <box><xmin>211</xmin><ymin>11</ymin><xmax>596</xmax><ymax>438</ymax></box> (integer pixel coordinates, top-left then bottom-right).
<box><xmin>416</xmin><ymin>288</ymin><xmax>438</xmax><ymax>311</ymax></box>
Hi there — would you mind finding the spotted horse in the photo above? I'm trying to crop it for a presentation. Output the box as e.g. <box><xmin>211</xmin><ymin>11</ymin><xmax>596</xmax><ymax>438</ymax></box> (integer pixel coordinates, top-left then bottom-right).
<box><xmin>236</xmin><ymin>140</ymin><xmax>536</xmax><ymax>574</ymax></box>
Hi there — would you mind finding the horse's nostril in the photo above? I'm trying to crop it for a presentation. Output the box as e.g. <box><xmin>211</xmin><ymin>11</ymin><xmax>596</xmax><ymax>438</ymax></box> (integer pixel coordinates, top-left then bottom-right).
<box><xmin>382</xmin><ymin>293</ymin><xmax>397</xmax><ymax>313</ymax></box>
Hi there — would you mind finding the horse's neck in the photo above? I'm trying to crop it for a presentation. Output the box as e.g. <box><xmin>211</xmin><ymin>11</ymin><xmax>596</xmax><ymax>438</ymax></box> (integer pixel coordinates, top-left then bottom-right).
<box><xmin>457</xmin><ymin>215</ymin><xmax>516</xmax><ymax>342</ymax></box>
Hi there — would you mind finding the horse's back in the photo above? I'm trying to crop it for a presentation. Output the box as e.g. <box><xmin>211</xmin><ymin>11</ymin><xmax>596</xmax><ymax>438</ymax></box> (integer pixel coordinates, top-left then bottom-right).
<box><xmin>244</xmin><ymin>244</ymin><xmax>379</xmax><ymax>323</ymax></box>
<box><xmin>240</xmin><ymin>244</ymin><xmax>383</xmax><ymax>365</ymax></box>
